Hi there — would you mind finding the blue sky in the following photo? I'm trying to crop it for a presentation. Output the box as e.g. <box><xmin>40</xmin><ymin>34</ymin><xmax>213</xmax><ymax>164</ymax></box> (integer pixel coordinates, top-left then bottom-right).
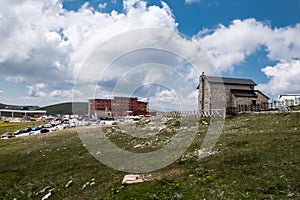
<box><xmin>0</xmin><ymin>0</ymin><xmax>300</xmax><ymax>109</ymax></box>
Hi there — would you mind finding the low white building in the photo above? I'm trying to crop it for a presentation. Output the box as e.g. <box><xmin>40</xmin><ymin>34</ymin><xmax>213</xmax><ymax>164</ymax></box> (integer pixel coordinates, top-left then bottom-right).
<box><xmin>0</xmin><ymin>109</ymin><xmax>46</xmax><ymax>118</ymax></box>
<box><xmin>274</xmin><ymin>94</ymin><xmax>300</xmax><ymax>107</ymax></box>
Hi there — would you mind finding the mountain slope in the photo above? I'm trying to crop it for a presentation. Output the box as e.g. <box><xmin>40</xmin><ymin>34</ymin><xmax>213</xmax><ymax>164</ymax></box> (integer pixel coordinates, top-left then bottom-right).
<box><xmin>0</xmin><ymin>103</ymin><xmax>6</xmax><ymax>109</ymax></box>
<box><xmin>38</xmin><ymin>102</ymin><xmax>88</xmax><ymax>115</ymax></box>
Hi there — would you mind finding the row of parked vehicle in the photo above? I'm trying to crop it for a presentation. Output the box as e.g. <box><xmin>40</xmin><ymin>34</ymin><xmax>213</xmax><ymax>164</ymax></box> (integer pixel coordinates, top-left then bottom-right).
<box><xmin>1</xmin><ymin>119</ymin><xmax>75</xmax><ymax>139</ymax></box>
<box><xmin>1</xmin><ymin>116</ymin><xmax>131</xmax><ymax>139</ymax></box>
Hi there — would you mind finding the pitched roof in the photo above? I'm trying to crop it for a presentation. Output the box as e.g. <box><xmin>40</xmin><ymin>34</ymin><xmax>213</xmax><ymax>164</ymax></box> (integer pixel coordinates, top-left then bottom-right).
<box><xmin>231</xmin><ymin>89</ymin><xmax>257</xmax><ymax>98</ymax></box>
<box><xmin>255</xmin><ymin>90</ymin><xmax>270</xmax><ymax>99</ymax></box>
<box><xmin>279</xmin><ymin>94</ymin><xmax>300</xmax><ymax>98</ymax></box>
<box><xmin>206</xmin><ymin>76</ymin><xmax>257</xmax><ymax>86</ymax></box>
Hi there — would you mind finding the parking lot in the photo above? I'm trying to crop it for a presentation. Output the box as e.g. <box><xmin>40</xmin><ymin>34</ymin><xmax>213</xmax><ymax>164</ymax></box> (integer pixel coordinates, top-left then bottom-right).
<box><xmin>0</xmin><ymin>116</ymin><xmax>138</xmax><ymax>140</ymax></box>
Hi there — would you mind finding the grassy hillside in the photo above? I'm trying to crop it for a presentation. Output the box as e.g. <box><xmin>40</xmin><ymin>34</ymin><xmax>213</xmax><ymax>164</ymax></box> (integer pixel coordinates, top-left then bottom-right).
<box><xmin>0</xmin><ymin>103</ymin><xmax>6</xmax><ymax>109</ymax></box>
<box><xmin>0</xmin><ymin>121</ymin><xmax>45</xmax><ymax>134</ymax></box>
<box><xmin>38</xmin><ymin>102</ymin><xmax>88</xmax><ymax>115</ymax></box>
<box><xmin>0</xmin><ymin>113</ymin><xmax>299</xmax><ymax>199</ymax></box>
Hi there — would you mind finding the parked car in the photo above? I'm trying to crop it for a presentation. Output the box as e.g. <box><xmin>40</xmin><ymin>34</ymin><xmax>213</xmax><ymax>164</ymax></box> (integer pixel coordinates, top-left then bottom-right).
<box><xmin>70</xmin><ymin>122</ymin><xmax>76</xmax><ymax>128</ymax></box>
<box><xmin>40</xmin><ymin>128</ymin><xmax>50</xmax><ymax>133</ymax></box>
<box><xmin>23</xmin><ymin>127</ymin><xmax>32</xmax><ymax>133</ymax></box>
<box><xmin>2</xmin><ymin>119</ymin><xmax>9</xmax><ymax>123</ymax></box>
<box><xmin>44</xmin><ymin>124</ymin><xmax>52</xmax><ymax>128</ymax></box>
<box><xmin>50</xmin><ymin>126</ymin><xmax>59</xmax><ymax>131</ymax></box>
<box><xmin>63</xmin><ymin>121</ymin><xmax>70</xmax><ymax>128</ymax></box>
<box><xmin>31</xmin><ymin>126</ymin><xmax>41</xmax><ymax>131</ymax></box>
<box><xmin>1</xmin><ymin>132</ymin><xmax>15</xmax><ymax>139</ymax></box>
<box><xmin>14</xmin><ymin>130</ymin><xmax>23</xmax><ymax>135</ymax></box>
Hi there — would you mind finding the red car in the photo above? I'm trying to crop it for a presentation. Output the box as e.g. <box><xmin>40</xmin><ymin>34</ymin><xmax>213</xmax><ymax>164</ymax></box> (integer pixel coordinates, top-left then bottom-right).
<box><xmin>1</xmin><ymin>132</ymin><xmax>15</xmax><ymax>139</ymax></box>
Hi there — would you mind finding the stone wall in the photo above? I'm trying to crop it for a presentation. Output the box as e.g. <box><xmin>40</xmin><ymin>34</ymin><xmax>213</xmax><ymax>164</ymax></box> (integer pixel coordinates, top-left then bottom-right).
<box><xmin>198</xmin><ymin>76</ymin><xmax>226</xmax><ymax>111</ymax></box>
<box><xmin>198</xmin><ymin>75</ymin><xmax>210</xmax><ymax>111</ymax></box>
<box><xmin>198</xmin><ymin>75</ymin><xmax>269</xmax><ymax>113</ymax></box>
<box><xmin>255</xmin><ymin>91</ymin><xmax>269</xmax><ymax>110</ymax></box>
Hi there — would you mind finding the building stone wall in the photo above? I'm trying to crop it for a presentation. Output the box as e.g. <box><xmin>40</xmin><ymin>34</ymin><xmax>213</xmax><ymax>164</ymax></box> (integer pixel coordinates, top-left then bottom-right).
<box><xmin>255</xmin><ymin>91</ymin><xmax>269</xmax><ymax>110</ymax></box>
<box><xmin>198</xmin><ymin>75</ymin><xmax>210</xmax><ymax>111</ymax></box>
<box><xmin>198</xmin><ymin>74</ymin><xmax>269</xmax><ymax>114</ymax></box>
<box><xmin>198</xmin><ymin>75</ymin><xmax>226</xmax><ymax>111</ymax></box>
<box><xmin>232</xmin><ymin>96</ymin><xmax>256</xmax><ymax>107</ymax></box>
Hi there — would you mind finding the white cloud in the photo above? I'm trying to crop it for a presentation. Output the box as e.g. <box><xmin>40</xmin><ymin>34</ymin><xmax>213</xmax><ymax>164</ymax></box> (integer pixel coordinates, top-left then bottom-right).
<box><xmin>195</xmin><ymin>18</ymin><xmax>272</xmax><ymax>71</ymax></box>
<box><xmin>148</xmin><ymin>88</ymin><xmax>197</xmax><ymax>111</ymax></box>
<box><xmin>265</xmin><ymin>24</ymin><xmax>300</xmax><ymax>61</ymax></box>
<box><xmin>195</xmin><ymin>19</ymin><xmax>300</xmax><ymax>69</ymax></box>
<box><xmin>26</xmin><ymin>83</ymin><xmax>47</xmax><ymax>98</ymax></box>
<box><xmin>195</xmin><ymin>18</ymin><xmax>300</xmax><ymax>96</ymax></box>
<box><xmin>185</xmin><ymin>0</ymin><xmax>201</xmax><ymax>5</ymax></box>
<box><xmin>0</xmin><ymin>0</ymin><xmax>182</xmax><ymax>105</ymax></box>
<box><xmin>151</xmin><ymin>89</ymin><xmax>180</xmax><ymax>111</ymax></box>
<box><xmin>257</xmin><ymin>60</ymin><xmax>300</xmax><ymax>96</ymax></box>
<box><xmin>98</xmin><ymin>3</ymin><xmax>107</xmax><ymax>10</ymax></box>
<box><xmin>2</xmin><ymin>0</ymin><xmax>298</xmax><ymax>106</ymax></box>
<box><xmin>5</xmin><ymin>75</ymin><xmax>27</xmax><ymax>83</ymax></box>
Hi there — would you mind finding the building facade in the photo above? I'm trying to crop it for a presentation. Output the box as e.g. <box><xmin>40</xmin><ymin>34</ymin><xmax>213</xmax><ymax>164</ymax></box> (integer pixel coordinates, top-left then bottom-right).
<box><xmin>197</xmin><ymin>73</ymin><xmax>269</xmax><ymax>114</ymax></box>
<box><xmin>274</xmin><ymin>94</ymin><xmax>300</xmax><ymax>107</ymax></box>
<box><xmin>0</xmin><ymin>109</ymin><xmax>46</xmax><ymax>118</ymax></box>
<box><xmin>88</xmin><ymin>97</ymin><xmax>148</xmax><ymax>119</ymax></box>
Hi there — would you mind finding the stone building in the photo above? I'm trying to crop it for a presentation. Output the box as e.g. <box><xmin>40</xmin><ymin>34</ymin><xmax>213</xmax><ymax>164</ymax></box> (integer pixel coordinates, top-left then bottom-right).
<box><xmin>197</xmin><ymin>73</ymin><xmax>269</xmax><ymax>114</ymax></box>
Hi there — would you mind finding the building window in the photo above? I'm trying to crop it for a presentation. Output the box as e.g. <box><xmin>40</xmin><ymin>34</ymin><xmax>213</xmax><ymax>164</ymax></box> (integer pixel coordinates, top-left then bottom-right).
<box><xmin>252</xmin><ymin>100</ymin><xmax>256</xmax><ymax>106</ymax></box>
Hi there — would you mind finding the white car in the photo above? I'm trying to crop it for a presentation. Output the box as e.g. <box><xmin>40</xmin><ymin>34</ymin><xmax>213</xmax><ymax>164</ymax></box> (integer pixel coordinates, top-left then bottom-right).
<box><xmin>70</xmin><ymin>122</ymin><xmax>76</xmax><ymax>127</ymax></box>
<box><xmin>63</xmin><ymin>122</ymin><xmax>70</xmax><ymax>128</ymax></box>
<box><xmin>44</xmin><ymin>124</ymin><xmax>52</xmax><ymax>129</ymax></box>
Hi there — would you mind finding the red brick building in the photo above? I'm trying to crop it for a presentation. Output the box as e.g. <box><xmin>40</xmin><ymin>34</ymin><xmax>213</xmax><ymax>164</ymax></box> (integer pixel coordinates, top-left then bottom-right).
<box><xmin>88</xmin><ymin>97</ymin><xmax>148</xmax><ymax>118</ymax></box>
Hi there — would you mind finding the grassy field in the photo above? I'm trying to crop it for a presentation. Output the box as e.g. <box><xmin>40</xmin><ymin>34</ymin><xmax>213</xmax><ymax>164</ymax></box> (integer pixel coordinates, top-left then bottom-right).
<box><xmin>0</xmin><ymin>121</ymin><xmax>45</xmax><ymax>134</ymax></box>
<box><xmin>0</xmin><ymin>113</ymin><xmax>299</xmax><ymax>199</ymax></box>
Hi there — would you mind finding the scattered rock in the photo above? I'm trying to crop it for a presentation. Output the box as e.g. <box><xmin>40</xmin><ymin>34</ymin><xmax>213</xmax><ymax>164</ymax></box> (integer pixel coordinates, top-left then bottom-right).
<box><xmin>134</xmin><ymin>144</ymin><xmax>144</xmax><ymax>149</ymax></box>
<box><xmin>65</xmin><ymin>180</ymin><xmax>73</xmax><ymax>188</ymax></box>
<box><xmin>35</xmin><ymin>186</ymin><xmax>50</xmax><ymax>196</ymax></box>
<box><xmin>90</xmin><ymin>182</ymin><xmax>95</xmax><ymax>186</ymax></box>
<box><xmin>133</xmin><ymin>142</ymin><xmax>151</xmax><ymax>149</ymax></box>
<box><xmin>122</xmin><ymin>174</ymin><xmax>144</xmax><ymax>184</ymax></box>
<box><xmin>82</xmin><ymin>182</ymin><xmax>90</xmax><ymax>190</ymax></box>
<box><xmin>41</xmin><ymin>189</ymin><xmax>54</xmax><ymax>200</ymax></box>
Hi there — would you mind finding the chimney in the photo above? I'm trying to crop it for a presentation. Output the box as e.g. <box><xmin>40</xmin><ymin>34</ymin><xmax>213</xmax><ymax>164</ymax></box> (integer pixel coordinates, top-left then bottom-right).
<box><xmin>201</xmin><ymin>72</ymin><xmax>205</xmax><ymax>110</ymax></box>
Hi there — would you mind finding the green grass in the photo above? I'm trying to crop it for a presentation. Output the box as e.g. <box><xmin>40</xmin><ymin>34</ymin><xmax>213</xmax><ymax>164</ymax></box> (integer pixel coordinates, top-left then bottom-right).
<box><xmin>0</xmin><ymin>113</ymin><xmax>299</xmax><ymax>199</ymax></box>
<box><xmin>0</xmin><ymin>121</ymin><xmax>45</xmax><ymax>134</ymax></box>
<box><xmin>290</xmin><ymin>105</ymin><xmax>300</xmax><ymax>111</ymax></box>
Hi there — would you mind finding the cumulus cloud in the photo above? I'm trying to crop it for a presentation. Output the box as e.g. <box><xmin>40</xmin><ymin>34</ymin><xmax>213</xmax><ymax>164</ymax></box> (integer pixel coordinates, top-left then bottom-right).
<box><xmin>257</xmin><ymin>60</ymin><xmax>300</xmax><ymax>96</ymax></box>
<box><xmin>149</xmin><ymin>89</ymin><xmax>197</xmax><ymax>111</ymax></box>
<box><xmin>23</xmin><ymin>83</ymin><xmax>84</xmax><ymax>105</ymax></box>
<box><xmin>2</xmin><ymin>0</ymin><xmax>299</xmax><ymax>107</ymax></box>
<box><xmin>195</xmin><ymin>18</ymin><xmax>300</xmax><ymax>96</ymax></box>
<box><xmin>150</xmin><ymin>89</ymin><xmax>180</xmax><ymax>111</ymax></box>
<box><xmin>0</xmin><ymin>0</ymin><xmax>183</xmax><ymax>106</ymax></box>
<box><xmin>27</xmin><ymin>83</ymin><xmax>47</xmax><ymax>98</ymax></box>
<box><xmin>195</xmin><ymin>19</ymin><xmax>271</xmax><ymax>71</ymax></box>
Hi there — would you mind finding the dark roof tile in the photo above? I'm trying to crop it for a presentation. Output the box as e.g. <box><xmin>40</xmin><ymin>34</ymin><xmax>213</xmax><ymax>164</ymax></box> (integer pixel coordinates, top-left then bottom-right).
<box><xmin>206</xmin><ymin>76</ymin><xmax>256</xmax><ymax>86</ymax></box>
<box><xmin>231</xmin><ymin>89</ymin><xmax>257</xmax><ymax>98</ymax></box>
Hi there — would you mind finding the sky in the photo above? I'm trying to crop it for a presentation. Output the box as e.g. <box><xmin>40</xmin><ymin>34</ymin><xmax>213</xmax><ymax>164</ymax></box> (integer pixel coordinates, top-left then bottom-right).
<box><xmin>0</xmin><ymin>0</ymin><xmax>300</xmax><ymax>110</ymax></box>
